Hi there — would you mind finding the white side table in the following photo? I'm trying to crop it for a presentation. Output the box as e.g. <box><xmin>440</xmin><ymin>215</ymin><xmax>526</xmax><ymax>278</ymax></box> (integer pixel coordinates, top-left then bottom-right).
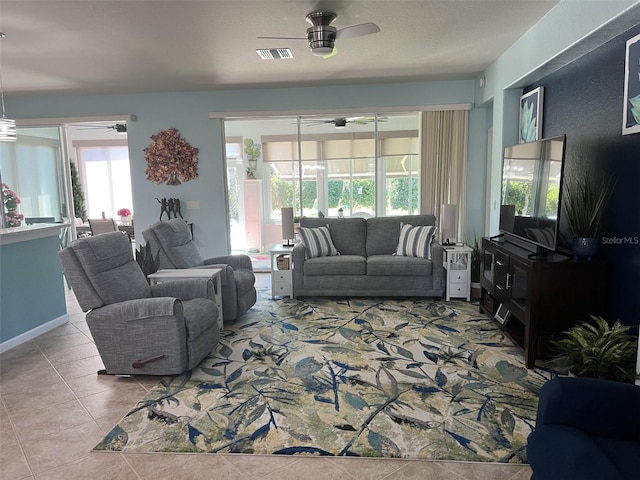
<box><xmin>148</xmin><ymin>268</ymin><xmax>223</xmax><ymax>330</ymax></box>
<box><xmin>443</xmin><ymin>245</ymin><xmax>473</xmax><ymax>301</ymax></box>
<box><xmin>269</xmin><ymin>244</ymin><xmax>294</xmax><ymax>299</ymax></box>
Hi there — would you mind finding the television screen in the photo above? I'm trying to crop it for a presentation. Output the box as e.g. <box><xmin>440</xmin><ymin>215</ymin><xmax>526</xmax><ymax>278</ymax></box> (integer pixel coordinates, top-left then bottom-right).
<box><xmin>500</xmin><ymin>135</ymin><xmax>566</xmax><ymax>252</ymax></box>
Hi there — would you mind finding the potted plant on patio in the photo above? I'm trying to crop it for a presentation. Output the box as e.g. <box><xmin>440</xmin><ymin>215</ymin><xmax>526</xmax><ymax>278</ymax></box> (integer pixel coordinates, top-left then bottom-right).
<box><xmin>244</xmin><ymin>138</ymin><xmax>261</xmax><ymax>178</ymax></box>
<box><xmin>551</xmin><ymin>315</ymin><xmax>637</xmax><ymax>383</ymax></box>
<box><xmin>562</xmin><ymin>171</ymin><xmax>615</xmax><ymax>259</ymax></box>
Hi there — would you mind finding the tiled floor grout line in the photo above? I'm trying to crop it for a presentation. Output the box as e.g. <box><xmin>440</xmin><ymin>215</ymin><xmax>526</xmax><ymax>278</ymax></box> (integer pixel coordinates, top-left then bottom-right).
<box><xmin>325</xmin><ymin>457</ymin><xmax>366</xmax><ymax>480</ymax></box>
<box><xmin>117</xmin><ymin>452</ymin><xmax>145</xmax><ymax>480</ymax></box>
<box><xmin>218</xmin><ymin>454</ymin><xmax>256</xmax><ymax>480</ymax></box>
<box><xmin>1</xmin><ymin>395</ymin><xmax>36</xmax><ymax>480</ymax></box>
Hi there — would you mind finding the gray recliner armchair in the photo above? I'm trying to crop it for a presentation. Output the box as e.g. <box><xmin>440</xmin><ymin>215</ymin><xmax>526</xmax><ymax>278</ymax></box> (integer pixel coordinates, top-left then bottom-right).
<box><xmin>142</xmin><ymin>219</ymin><xmax>257</xmax><ymax>322</ymax></box>
<box><xmin>59</xmin><ymin>231</ymin><xmax>220</xmax><ymax>375</ymax></box>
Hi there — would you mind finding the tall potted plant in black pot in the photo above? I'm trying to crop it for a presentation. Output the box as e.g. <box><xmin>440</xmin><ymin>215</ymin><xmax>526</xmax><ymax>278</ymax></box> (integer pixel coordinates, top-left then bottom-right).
<box><xmin>562</xmin><ymin>171</ymin><xmax>615</xmax><ymax>260</ymax></box>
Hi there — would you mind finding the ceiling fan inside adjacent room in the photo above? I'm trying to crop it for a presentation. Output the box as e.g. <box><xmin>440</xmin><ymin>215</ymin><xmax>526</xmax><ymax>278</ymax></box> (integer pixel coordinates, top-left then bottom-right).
<box><xmin>258</xmin><ymin>11</ymin><xmax>380</xmax><ymax>57</ymax></box>
<box><xmin>302</xmin><ymin>116</ymin><xmax>387</xmax><ymax>128</ymax></box>
<box><xmin>71</xmin><ymin>123</ymin><xmax>127</xmax><ymax>134</ymax></box>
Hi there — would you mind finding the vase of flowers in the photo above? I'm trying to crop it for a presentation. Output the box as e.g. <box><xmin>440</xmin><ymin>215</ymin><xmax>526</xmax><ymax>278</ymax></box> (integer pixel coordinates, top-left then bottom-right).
<box><xmin>2</xmin><ymin>183</ymin><xmax>24</xmax><ymax>228</ymax></box>
<box><xmin>117</xmin><ymin>208</ymin><xmax>132</xmax><ymax>225</ymax></box>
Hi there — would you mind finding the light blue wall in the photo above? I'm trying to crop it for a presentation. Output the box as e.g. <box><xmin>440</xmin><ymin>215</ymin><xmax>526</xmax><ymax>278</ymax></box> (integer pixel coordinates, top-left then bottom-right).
<box><xmin>7</xmin><ymin>0</ymin><xmax>637</xmax><ymax>255</ymax></box>
<box><xmin>465</xmin><ymin>107</ymin><xmax>488</xmax><ymax>243</ymax></box>
<box><xmin>8</xmin><ymin>81</ymin><xmax>476</xmax><ymax>257</ymax></box>
<box><xmin>0</xmin><ymin>235</ymin><xmax>66</xmax><ymax>343</ymax></box>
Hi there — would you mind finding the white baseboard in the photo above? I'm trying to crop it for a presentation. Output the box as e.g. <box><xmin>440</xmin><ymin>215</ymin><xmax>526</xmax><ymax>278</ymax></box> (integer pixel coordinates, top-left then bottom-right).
<box><xmin>0</xmin><ymin>314</ymin><xmax>70</xmax><ymax>354</ymax></box>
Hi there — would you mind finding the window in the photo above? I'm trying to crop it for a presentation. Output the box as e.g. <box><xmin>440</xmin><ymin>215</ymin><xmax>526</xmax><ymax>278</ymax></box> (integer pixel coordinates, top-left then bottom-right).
<box><xmin>0</xmin><ymin>126</ymin><xmax>66</xmax><ymax>221</ymax></box>
<box><xmin>261</xmin><ymin>117</ymin><xmax>419</xmax><ymax>220</ymax></box>
<box><xmin>75</xmin><ymin>141</ymin><xmax>132</xmax><ymax>219</ymax></box>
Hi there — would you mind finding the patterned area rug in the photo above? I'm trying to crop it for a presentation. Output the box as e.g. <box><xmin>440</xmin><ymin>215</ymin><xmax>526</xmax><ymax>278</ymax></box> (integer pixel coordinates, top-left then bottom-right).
<box><xmin>95</xmin><ymin>293</ymin><xmax>550</xmax><ymax>462</ymax></box>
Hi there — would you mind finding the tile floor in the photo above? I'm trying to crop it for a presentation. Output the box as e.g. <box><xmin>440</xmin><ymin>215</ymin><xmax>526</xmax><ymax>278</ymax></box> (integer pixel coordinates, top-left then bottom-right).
<box><xmin>0</xmin><ymin>274</ymin><xmax>533</xmax><ymax>480</ymax></box>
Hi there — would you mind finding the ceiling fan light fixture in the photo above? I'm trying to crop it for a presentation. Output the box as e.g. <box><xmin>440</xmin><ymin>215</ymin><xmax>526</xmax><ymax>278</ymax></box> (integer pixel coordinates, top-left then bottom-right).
<box><xmin>307</xmin><ymin>24</ymin><xmax>336</xmax><ymax>56</ymax></box>
<box><xmin>311</xmin><ymin>45</ymin><xmax>333</xmax><ymax>56</ymax></box>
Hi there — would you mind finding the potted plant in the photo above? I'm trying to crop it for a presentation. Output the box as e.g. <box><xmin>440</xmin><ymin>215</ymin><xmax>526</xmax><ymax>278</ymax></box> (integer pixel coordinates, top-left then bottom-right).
<box><xmin>136</xmin><ymin>241</ymin><xmax>161</xmax><ymax>284</ymax></box>
<box><xmin>562</xmin><ymin>171</ymin><xmax>615</xmax><ymax>259</ymax></box>
<box><xmin>117</xmin><ymin>207</ymin><xmax>132</xmax><ymax>225</ymax></box>
<box><xmin>551</xmin><ymin>315</ymin><xmax>637</xmax><ymax>383</ymax></box>
<box><xmin>244</xmin><ymin>138</ymin><xmax>261</xmax><ymax>178</ymax></box>
<box><xmin>2</xmin><ymin>183</ymin><xmax>25</xmax><ymax>228</ymax></box>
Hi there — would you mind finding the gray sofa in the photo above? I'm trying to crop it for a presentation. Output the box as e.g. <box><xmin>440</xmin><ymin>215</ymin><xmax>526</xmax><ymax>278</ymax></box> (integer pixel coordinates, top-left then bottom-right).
<box><xmin>292</xmin><ymin>215</ymin><xmax>444</xmax><ymax>297</ymax></box>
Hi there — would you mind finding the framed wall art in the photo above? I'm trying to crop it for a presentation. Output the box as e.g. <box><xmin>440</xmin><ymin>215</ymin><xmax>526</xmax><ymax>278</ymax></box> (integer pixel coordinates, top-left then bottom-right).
<box><xmin>623</xmin><ymin>32</ymin><xmax>640</xmax><ymax>135</ymax></box>
<box><xmin>519</xmin><ymin>86</ymin><xmax>544</xmax><ymax>143</ymax></box>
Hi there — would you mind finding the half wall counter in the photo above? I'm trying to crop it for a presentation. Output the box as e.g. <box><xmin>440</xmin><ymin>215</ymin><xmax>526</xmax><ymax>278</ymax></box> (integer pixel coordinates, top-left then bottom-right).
<box><xmin>1</xmin><ymin>223</ymin><xmax>69</xmax><ymax>352</ymax></box>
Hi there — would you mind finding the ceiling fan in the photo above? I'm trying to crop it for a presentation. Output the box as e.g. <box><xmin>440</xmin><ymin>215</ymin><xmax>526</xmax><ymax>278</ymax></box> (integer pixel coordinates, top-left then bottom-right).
<box><xmin>71</xmin><ymin>123</ymin><xmax>127</xmax><ymax>134</ymax></box>
<box><xmin>302</xmin><ymin>116</ymin><xmax>387</xmax><ymax>128</ymax></box>
<box><xmin>258</xmin><ymin>11</ymin><xmax>380</xmax><ymax>57</ymax></box>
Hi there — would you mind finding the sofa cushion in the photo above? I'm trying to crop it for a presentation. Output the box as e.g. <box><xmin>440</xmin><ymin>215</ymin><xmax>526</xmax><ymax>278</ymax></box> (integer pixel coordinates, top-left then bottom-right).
<box><xmin>366</xmin><ymin>215</ymin><xmax>436</xmax><ymax>256</ymax></box>
<box><xmin>304</xmin><ymin>255</ymin><xmax>366</xmax><ymax>276</ymax></box>
<box><xmin>367</xmin><ymin>255</ymin><xmax>433</xmax><ymax>276</ymax></box>
<box><xmin>396</xmin><ymin>224</ymin><xmax>436</xmax><ymax>259</ymax></box>
<box><xmin>298</xmin><ymin>225</ymin><xmax>339</xmax><ymax>259</ymax></box>
<box><xmin>299</xmin><ymin>218</ymin><xmax>366</xmax><ymax>256</ymax></box>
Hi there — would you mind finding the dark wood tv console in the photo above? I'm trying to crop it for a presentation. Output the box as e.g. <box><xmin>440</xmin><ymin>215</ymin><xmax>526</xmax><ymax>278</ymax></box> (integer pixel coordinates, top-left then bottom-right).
<box><xmin>480</xmin><ymin>236</ymin><xmax>607</xmax><ymax>368</ymax></box>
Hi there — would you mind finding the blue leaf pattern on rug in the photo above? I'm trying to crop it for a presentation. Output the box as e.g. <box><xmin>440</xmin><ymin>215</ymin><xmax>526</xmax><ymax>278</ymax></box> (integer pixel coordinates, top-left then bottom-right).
<box><xmin>94</xmin><ymin>296</ymin><xmax>550</xmax><ymax>462</ymax></box>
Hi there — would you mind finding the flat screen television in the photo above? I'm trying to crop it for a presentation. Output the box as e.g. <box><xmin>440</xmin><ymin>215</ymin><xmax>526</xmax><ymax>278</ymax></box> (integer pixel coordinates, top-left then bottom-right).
<box><xmin>499</xmin><ymin>134</ymin><xmax>566</xmax><ymax>253</ymax></box>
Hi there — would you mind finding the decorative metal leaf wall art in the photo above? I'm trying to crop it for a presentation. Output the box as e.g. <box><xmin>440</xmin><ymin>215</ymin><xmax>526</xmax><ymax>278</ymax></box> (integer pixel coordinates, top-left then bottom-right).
<box><xmin>144</xmin><ymin>127</ymin><xmax>199</xmax><ymax>185</ymax></box>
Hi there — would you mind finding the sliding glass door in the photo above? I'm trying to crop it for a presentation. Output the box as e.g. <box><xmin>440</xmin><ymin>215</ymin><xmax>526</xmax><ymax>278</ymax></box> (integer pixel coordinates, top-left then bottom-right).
<box><xmin>223</xmin><ymin>112</ymin><xmax>420</xmax><ymax>252</ymax></box>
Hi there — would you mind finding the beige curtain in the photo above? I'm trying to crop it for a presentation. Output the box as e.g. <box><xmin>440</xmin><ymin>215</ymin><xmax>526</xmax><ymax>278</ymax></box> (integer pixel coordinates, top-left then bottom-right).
<box><xmin>420</xmin><ymin>110</ymin><xmax>469</xmax><ymax>242</ymax></box>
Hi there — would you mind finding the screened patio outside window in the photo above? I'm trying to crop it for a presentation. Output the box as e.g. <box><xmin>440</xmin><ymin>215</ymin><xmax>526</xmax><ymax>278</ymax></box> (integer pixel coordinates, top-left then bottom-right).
<box><xmin>263</xmin><ymin>130</ymin><xmax>419</xmax><ymax>220</ymax></box>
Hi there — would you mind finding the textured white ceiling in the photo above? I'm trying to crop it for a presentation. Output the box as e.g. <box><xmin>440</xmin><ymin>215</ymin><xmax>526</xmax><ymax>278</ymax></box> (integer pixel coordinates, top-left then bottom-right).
<box><xmin>0</xmin><ymin>0</ymin><xmax>559</xmax><ymax>95</ymax></box>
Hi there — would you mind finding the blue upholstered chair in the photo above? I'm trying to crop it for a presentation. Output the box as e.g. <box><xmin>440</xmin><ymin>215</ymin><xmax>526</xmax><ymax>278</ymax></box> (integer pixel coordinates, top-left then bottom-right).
<box><xmin>59</xmin><ymin>231</ymin><xmax>220</xmax><ymax>375</ymax></box>
<box><xmin>142</xmin><ymin>219</ymin><xmax>256</xmax><ymax>322</ymax></box>
<box><xmin>528</xmin><ymin>376</ymin><xmax>640</xmax><ymax>480</ymax></box>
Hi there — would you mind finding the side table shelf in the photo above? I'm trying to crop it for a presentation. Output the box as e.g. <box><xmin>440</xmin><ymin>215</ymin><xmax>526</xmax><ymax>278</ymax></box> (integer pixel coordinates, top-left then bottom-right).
<box><xmin>443</xmin><ymin>245</ymin><xmax>473</xmax><ymax>301</ymax></box>
<box><xmin>269</xmin><ymin>244</ymin><xmax>294</xmax><ymax>299</ymax></box>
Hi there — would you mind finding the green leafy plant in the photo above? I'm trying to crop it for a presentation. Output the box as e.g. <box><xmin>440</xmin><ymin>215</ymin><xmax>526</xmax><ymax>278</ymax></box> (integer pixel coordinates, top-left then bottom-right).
<box><xmin>136</xmin><ymin>241</ymin><xmax>161</xmax><ymax>283</ymax></box>
<box><xmin>69</xmin><ymin>161</ymin><xmax>87</xmax><ymax>222</ymax></box>
<box><xmin>563</xmin><ymin>172</ymin><xmax>615</xmax><ymax>238</ymax></box>
<box><xmin>243</xmin><ymin>138</ymin><xmax>261</xmax><ymax>162</ymax></box>
<box><xmin>551</xmin><ymin>315</ymin><xmax>637</xmax><ymax>383</ymax></box>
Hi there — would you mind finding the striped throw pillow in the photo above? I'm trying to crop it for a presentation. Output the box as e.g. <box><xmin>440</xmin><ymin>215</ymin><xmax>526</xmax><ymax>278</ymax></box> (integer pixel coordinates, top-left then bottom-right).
<box><xmin>396</xmin><ymin>224</ymin><xmax>436</xmax><ymax>259</ymax></box>
<box><xmin>298</xmin><ymin>226</ymin><xmax>339</xmax><ymax>259</ymax></box>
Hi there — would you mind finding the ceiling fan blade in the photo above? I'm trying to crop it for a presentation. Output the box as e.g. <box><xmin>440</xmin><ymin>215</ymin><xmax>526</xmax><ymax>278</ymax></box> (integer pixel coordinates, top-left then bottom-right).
<box><xmin>257</xmin><ymin>36</ymin><xmax>307</xmax><ymax>40</ymax></box>
<box><xmin>335</xmin><ymin>22</ymin><xmax>380</xmax><ymax>40</ymax></box>
<box><xmin>348</xmin><ymin>118</ymin><xmax>372</xmax><ymax>124</ymax></box>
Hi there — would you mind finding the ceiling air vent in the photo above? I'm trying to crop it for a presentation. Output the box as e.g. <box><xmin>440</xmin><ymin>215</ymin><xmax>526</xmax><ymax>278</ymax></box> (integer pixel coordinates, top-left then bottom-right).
<box><xmin>256</xmin><ymin>48</ymin><xmax>294</xmax><ymax>60</ymax></box>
